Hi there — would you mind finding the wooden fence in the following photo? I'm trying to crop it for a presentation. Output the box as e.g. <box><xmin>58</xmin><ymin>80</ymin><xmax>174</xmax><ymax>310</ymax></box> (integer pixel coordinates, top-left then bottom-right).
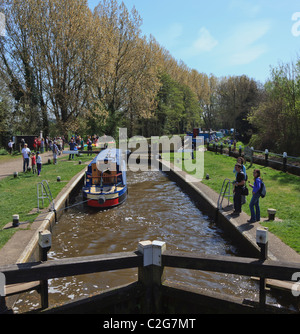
<box><xmin>207</xmin><ymin>142</ymin><xmax>300</xmax><ymax>176</ymax></box>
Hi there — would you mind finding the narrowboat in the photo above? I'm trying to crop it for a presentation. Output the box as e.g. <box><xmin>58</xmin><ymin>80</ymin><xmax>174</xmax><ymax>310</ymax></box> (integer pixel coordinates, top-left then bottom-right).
<box><xmin>82</xmin><ymin>148</ymin><xmax>127</xmax><ymax>209</ymax></box>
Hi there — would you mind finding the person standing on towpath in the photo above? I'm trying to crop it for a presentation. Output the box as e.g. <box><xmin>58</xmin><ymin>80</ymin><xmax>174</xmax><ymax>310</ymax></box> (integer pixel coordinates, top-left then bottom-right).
<box><xmin>248</xmin><ymin>169</ymin><xmax>262</xmax><ymax>223</ymax></box>
<box><xmin>232</xmin><ymin>162</ymin><xmax>245</xmax><ymax>216</ymax></box>
<box><xmin>21</xmin><ymin>143</ymin><xmax>31</xmax><ymax>172</ymax></box>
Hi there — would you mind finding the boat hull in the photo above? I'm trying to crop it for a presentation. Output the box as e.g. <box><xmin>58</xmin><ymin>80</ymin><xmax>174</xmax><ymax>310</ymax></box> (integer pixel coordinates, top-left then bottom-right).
<box><xmin>83</xmin><ymin>187</ymin><xmax>127</xmax><ymax>209</ymax></box>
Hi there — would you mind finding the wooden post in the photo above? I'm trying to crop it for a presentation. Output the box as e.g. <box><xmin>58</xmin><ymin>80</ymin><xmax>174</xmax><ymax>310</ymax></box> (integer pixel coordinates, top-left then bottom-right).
<box><xmin>137</xmin><ymin>240</ymin><xmax>166</xmax><ymax>314</ymax></box>
<box><xmin>256</xmin><ymin>228</ymin><xmax>268</xmax><ymax>308</ymax></box>
<box><xmin>152</xmin><ymin>240</ymin><xmax>166</xmax><ymax>314</ymax></box>
<box><xmin>0</xmin><ymin>272</ymin><xmax>7</xmax><ymax>314</ymax></box>
<box><xmin>138</xmin><ymin>241</ymin><xmax>153</xmax><ymax>313</ymax></box>
<box><xmin>38</xmin><ymin>230</ymin><xmax>51</xmax><ymax>309</ymax></box>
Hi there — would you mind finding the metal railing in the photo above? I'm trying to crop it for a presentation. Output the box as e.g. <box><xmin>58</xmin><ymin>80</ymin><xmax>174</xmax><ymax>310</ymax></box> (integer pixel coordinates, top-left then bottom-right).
<box><xmin>217</xmin><ymin>178</ymin><xmax>233</xmax><ymax>209</ymax></box>
<box><xmin>37</xmin><ymin>180</ymin><xmax>55</xmax><ymax>213</ymax></box>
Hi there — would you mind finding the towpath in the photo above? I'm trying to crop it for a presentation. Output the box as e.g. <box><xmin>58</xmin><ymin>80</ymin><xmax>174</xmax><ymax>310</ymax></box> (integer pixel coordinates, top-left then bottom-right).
<box><xmin>0</xmin><ymin>151</ymin><xmax>53</xmax><ymax>180</ymax></box>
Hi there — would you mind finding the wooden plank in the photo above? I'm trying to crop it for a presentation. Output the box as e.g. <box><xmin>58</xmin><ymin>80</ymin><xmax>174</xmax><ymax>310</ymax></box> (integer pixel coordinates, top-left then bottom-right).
<box><xmin>0</xmin><ymin>252</ymin><xmax>143</xmax><ymax>285</ymax></box>
<box><xmin>251</xmin><ymin>277</ymin><xmax>295</xmax><ymax>293</ymax></box>
<box><xmin>162</xmin><ymin>251</ymin><xmax>300</xmax><ymax>281</ymax></box>
<box><xmin>6</xmin><ymin>281</ymin><xmax>40</xmax><ymax>296</ymax></box>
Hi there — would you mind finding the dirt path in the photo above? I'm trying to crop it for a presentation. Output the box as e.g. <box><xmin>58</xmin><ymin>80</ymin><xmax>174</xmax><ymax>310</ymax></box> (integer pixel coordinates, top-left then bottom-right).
<box><xmin>0</xmin><ymin>151</ymin><xmax>53</xmax><ymax>181</ymax></box>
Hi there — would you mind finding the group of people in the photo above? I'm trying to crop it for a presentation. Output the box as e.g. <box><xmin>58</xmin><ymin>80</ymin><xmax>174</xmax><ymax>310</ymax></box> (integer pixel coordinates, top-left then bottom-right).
<box><xmin>21</xmin><ymin>144</ymin><xmax>42</xmax><ymax>176</ymax></box>
<box><xmin>232</xmin><ymin>156</ymin><xmax>262</xmax><ymax>223</ymax></box>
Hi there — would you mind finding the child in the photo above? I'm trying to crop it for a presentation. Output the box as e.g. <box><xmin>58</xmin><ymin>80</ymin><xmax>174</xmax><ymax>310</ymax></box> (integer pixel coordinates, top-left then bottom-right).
<box><xmin>31</xmin><ymin>152</ymin><xmax>37</xmax><ymax>174</ymax></box>
<box><xmin>36</xmin><ymin>151</ymin><xmax>42</xmax><ymax>176</ymax></box>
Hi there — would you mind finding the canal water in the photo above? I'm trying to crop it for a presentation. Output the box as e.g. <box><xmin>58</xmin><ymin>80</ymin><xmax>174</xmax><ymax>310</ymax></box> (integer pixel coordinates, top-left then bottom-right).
<box><xmin>14</xmin><ymin>170</ymin><xmax>283</xmax><ymax>312</ymax></box>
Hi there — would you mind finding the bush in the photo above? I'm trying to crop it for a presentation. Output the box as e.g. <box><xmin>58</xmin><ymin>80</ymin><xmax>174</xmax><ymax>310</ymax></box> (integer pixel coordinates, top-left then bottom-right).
<box><xmin>0</xmin><ymin>148</ymin><xmax>8</xmax><ymax>156</ymax></box>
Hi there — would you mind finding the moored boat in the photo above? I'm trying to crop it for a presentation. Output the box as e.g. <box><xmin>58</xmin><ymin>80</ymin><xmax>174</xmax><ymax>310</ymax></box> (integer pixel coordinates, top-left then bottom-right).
<box><xmin>82</xmin><ymin>148</ymin><xmax>127</xmax><ymax>209</ymax></box>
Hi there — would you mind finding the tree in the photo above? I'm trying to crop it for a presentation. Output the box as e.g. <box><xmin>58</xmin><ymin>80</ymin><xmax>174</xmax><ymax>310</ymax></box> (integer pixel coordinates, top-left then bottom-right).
<box><xmin>29</xmin><ymin>0</ymin><xmax>94</xmax><ymax>137</ymax></box>
<box><xmin>217</xmin><ymin>75</ymin><xmax>261</xmax><ymax>141</ymax></box>
<box><xmin>0</xmin><ymin>0</ymin><xmax>45</xmax><ymax>135</ymax></box>
<box><xmin>248</xmin><ymin>60</ymin><xmax>300</xmax><ymax>154</ymax></box>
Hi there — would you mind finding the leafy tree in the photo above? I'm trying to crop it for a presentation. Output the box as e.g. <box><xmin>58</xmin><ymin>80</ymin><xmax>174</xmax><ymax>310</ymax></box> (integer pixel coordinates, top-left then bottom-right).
<box><xmin>248</xmin><ymin>60</ymin><xmax>300</xmax><ymax>154</ymax></box>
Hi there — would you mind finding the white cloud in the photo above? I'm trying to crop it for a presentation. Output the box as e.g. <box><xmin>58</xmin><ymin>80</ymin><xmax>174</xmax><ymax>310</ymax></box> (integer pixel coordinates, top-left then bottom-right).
<box><xmin>229</xmin><ymin>0</ymin><xmax>261</xmax><ymax>18</ymax></box>
<box><xmin>192</xmin><ymin>27</ymin><xmax>219</xmax><ymax>53</ymax></box>
<box><xmin>230</xmin><ymin>45</ymin><xmax>268</xmax><ymax>66</ymax></box>
<box><xmin>158</xmin><ymin>22</ymin><xmax>183</xmax><ymax>49</ymax></box>
<box><xmin>224</xmin><ymin>20</ymin><xmax>272</xmax><ymax>66</ymax></box>
<box><xmin>180</xmin><ymin>27</ymin><xmax>218</xmax><ymax>58</ymax></box>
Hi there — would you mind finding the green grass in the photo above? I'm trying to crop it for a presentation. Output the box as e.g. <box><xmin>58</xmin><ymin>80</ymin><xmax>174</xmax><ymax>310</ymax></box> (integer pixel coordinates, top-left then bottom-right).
<box><xmin>0</xmin><ymin>153</ymin><xmax>93</xmax><ymax>249</ymax></box>
<box><xmin>163</xmin><ymin>150</ymin><xmax>300</xmax><ymax>253</ymax></box>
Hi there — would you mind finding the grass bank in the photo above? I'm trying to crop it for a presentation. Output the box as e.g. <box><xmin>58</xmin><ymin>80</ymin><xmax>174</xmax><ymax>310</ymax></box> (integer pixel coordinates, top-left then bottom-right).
<box><xmin>0</xmin><ymin>153</ymin><xmax>93</xmax><ymax>249</ymax></box>
<box><xmin>163</xmin><ymin>150</ymin><xmax>300</xmax><ymax>254</ymax></box>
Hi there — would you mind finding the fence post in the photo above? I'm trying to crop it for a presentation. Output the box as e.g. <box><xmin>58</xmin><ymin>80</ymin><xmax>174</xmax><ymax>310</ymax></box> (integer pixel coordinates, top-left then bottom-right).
<box><xmin>256</xmin><ymin>228</ymin><xmax>268</xmax><ymax>308</ymax></box>
<box><xmin>38</xmin><ymin>230</ymin><xmax>51</xmax><ymax>309</ymax></box>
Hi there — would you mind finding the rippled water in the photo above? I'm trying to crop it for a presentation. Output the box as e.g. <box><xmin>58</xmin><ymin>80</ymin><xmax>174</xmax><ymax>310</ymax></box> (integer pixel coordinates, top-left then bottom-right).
<box><xmin>14</xmin><ymin>170</ymin><xmax>283</xmax><ymax>313</ymax></box>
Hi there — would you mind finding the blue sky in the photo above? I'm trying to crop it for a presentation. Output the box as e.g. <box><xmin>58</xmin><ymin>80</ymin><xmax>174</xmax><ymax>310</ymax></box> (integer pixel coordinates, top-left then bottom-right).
<box><xmin>88</xmin><ymin>0</ymin><xmax>300</xmax><ymax>83</ymax></box>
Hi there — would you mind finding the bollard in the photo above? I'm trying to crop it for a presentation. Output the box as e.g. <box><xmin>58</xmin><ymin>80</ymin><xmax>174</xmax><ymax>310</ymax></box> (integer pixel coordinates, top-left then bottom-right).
<box><xmin>265</xmin><ymin>149</ymin><xmax>269</xmax><ymax>166</ymax></box>
<box><xmin>239</xmin><ymin>145</ymin><xmax>242</xmax><ymax>156</ymax></box>
<box><xmin>12</xmin><ymin>214</ymin><xmax>19</xmax><ymax>227</ymax></box>
<box><xmin>57</xmin><ymin>176</ymin><xmax>61</xmax><ymax>182</ymax></box>
<box><xmin>39</xmin><ymin>230</ymin><xmax>52</xmax><ymax>309</ymax></box>
<box><xmin>283</xmin><ymin>152</ymin><xmax>287</xmax><ymax>173</ymax></box>
<box><xmin>256</xmin><ymin>228</ymin><xmax>268</xmax><ymax>308</ymax></box>
<box><xmin>267</xmin><ymin>208</ymin><xmax>277</xmax><ymax>221</ymax></box>
<box><xmin>228</xmin><ymin>144</ymin><xmax>231</xmax><ymax>156</ymax></box>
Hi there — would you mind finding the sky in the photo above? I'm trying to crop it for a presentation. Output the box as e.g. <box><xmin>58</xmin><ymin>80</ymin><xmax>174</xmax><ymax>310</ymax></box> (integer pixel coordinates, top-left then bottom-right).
<box><xmin>87</xmin><ymin>0</ymin><xmax>300</xmax><ymax>83</ymax></box>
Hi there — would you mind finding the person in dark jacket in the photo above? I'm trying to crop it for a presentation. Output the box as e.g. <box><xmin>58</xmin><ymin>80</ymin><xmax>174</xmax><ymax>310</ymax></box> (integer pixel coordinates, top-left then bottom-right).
<box><xmin>232</xmin><ymin>163</ymin><xmax>245</xmax><ymax>216</ymax></box>
<box><xmin>69</xmin><ymin>138</ymin><xmax>76</xmax><ymax>160</ymax></box>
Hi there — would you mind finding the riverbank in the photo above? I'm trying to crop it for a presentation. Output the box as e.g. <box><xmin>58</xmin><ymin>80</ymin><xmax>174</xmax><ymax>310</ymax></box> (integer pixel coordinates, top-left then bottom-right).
<box><xmin>159</xmin><ymin>157</ymin><xmax>300</xmax><ymax>264</ymax></box>
<box><xmin>0</xmin><ymin>152</ymin><xmax>94</xmax><ymax>263</ymax></box>
<box><xmin>163</xmin><ymin>150</ymin><xmax>300</xmax><ymax>255</ymax></box>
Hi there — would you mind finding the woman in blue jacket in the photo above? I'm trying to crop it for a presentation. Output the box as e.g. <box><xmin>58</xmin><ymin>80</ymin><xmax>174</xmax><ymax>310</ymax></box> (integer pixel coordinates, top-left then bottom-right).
<box><xmin>248</xmin><ymin>169</ymin><xmax>262</xmax><ymax>223</ymax></box>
